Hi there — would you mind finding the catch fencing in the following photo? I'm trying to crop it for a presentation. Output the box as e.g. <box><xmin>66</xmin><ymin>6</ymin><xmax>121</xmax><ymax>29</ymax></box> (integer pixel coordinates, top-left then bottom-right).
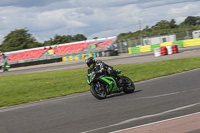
<box><xmin>117</xmin><ymin>30</ymin><xmax>194</xmax><ymax>53</ymax></box>
<box><xmin>128</xmin><ymin>38</ymin><xmax>200</xmax><ymax>54</ymax></box>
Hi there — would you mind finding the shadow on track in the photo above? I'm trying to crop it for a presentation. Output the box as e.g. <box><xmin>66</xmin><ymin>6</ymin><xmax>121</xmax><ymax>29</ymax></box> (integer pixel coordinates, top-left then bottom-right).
<box><xmin>104</xmin><ymin>90</ymin><xmax>142</xmax><ymax>99</ymax></box>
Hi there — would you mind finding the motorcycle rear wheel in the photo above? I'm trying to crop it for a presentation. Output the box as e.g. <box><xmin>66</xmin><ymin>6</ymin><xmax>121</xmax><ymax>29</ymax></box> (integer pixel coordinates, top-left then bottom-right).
<box><xmin>90</xmin><ymin>82</ymin><xmax>107</xmax><ymax>99</ymax></box>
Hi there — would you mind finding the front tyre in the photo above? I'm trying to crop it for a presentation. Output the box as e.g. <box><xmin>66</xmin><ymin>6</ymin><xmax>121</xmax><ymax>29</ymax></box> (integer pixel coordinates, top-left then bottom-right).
<box><xmin>90</xmin><ymin>82</ymin><xmax>107</xmax><ymax>99</ymax></box>
<box><xmin>121</xmin><ymin>76</ymin><xmax>135</xmax><ymax>93</ymax></box>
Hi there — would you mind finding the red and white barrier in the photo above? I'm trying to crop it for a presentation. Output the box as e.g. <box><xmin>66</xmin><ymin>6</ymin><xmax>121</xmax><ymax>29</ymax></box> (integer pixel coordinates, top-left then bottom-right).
<box><xmin>172</xmin><ymin>45</ymin><xmax>178</xmax><ymax>54</ymax></box>
<box><xmin>166</xmin><ymin>46</ymin><xmax>173</xmax><ymax>55</ymax></box>
<box><xmin>154</xmin><ymin>45</ymin><xmax>178</xmax><ymax>57</ymax></box>
<box><xmin>161</xmin><ymin>46</ymin><xmax>168</xmax><ymax>56</ymax></box>
<box><xmin>154</xmin><ymin>47</ymin><xmax>161</xmax><ymax>57</ymax></box>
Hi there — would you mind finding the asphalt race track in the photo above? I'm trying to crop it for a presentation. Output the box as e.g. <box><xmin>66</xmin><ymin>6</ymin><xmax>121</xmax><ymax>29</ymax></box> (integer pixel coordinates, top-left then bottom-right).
<box><xmin>0</xmin><ymin>68</ymin><xmax>200</xmax><ymax>133</ymax></box>
<box><xmin>0</xmin><ymin>46</ymin><xmax>200</xmax><ymax>133</ymax></box>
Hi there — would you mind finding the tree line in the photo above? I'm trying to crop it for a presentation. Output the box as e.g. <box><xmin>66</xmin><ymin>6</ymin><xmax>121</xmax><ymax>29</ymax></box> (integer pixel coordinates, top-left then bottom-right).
<box><xmin>118</xmin><ymin>16</ymin><xmax>200</xmax><ymax>41</ymax></box>
<box><xmin>0</xmin><ymin>29</ymin><xmax>87</xmax><ymax>52</ymax></box>
<box><xmin>0</xmin><ymin>16</ymin><xmax>200</xmax><ymax>52</ymax></box>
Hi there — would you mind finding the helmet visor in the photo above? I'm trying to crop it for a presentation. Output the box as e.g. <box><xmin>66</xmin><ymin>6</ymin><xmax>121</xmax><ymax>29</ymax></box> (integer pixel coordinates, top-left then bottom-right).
<box><xmin>89</xmin><ymin>64</ymin><xmax>94</xmax><ymax>68</ymax></box>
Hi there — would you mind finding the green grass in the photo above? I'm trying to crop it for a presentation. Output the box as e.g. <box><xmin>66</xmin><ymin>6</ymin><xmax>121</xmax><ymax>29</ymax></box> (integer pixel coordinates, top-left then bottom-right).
<box><xmin>1</xmin><ymin>57</ymin><xmax>200</xmax><ymax>107</ymax></box>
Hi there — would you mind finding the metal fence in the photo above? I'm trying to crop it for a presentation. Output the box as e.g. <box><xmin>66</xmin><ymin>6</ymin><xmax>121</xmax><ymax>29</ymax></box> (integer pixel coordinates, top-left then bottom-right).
<box><xmin>115</xmin><ymin>30</ymin><xmax>194</xmax><ymax>53</ymax></box>
<box><xmin>0</xmin><ymin>30</ymin><xmax>196</xmax><ymax>66</ymax></box>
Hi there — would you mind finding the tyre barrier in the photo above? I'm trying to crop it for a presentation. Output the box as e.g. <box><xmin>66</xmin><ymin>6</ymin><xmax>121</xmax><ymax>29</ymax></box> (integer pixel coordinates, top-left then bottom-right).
<box><xmin>166</xmin><ymin>45</ymin><xmax>173</xmax><ymax>55</ymax></box>
<box><xmin>154</xmin><ymin>45</ymin><xmax>179</xmax><ymax>57</ymax></box>
<box><xmin>129</xmin><ymin>39</ymin><xmax>200</xmax><ymax>55</ymax></box>
<box><xmin>161</xmin><ymin>46</ymin><xmax>168</xmax><ymax>56</ymax></box>
<box><xmin>172</xmin><ymin>45</ymin><xmax>178</xmax><ymax>54</ymax></box>
<box><xmin>129</xmin><ymin>38</ymin><xmax>200</xmax><ymax>55</ymax></box>
<box><xmin>154</xmin><ymin>47</ymin><xmax>161</xmax><ymax>57</ymax></box>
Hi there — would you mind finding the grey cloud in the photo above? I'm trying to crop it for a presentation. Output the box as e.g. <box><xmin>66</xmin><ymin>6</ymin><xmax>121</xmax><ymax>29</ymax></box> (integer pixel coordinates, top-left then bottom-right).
<box><xmin>0</xmin><ymin>0</ymin><xmax>135</xmax><ymax>8</ymax></box>
<box><xmin>0</xmin><ymin>0</ymin><xmax>200</xmax><ymax>43</ymax></box>
<box><xmin>67</xmin><ymin>0</ymin><xmax>142</xmax><ymax>8</ymax></box>
<box><xmin>0</xmin><ymin>0</ymin><xmax>67</xmax><ymax>7</ymax></box>
<box><xmin>76</xmin><ymin>7</ymin><xmax>94</xmax><ymax>15</ymax></box>
<box><xmin>138</xmin><ymin>0</ymin><xmax>198</xmax><ymax>8</ymax></box>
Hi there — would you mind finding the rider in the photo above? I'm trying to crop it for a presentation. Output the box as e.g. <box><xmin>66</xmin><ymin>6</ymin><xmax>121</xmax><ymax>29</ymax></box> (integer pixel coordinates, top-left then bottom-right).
<box><xmin>2</xmin><ymin>61</ymin><xmax>9</xmax><ymax>72</ymax></box>
<box><xmin>85</xmin><ymin>57</ymin><xmax>117</xmax><ymax>77</ymax></box>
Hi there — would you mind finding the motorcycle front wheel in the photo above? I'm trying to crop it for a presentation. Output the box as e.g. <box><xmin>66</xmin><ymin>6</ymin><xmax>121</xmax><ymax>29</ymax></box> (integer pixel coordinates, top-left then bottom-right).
<box><xmin>90</xmin><ymin>82</ymin><xmax>107</xmax><ymax>99</ymax></box>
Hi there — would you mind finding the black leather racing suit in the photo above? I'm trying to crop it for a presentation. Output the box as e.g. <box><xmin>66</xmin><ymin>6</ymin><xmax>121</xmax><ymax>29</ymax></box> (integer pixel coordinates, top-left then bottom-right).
<box><xmin>93</xmin><ymin>60</ymin><xmax>115</xmax><ymax>76</ymax></box>
<box><xmin>93</xmin><ymin>60</ymin><xmax>121</xmax><ymax>89</ymax></box>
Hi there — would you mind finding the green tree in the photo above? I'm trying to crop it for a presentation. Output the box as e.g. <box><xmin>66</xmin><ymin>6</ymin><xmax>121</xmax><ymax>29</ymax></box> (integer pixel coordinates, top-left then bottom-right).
<box><xmin>72</xmin><ymin>34</ymin><xmax>87</xmax><ymax>41</ymax></box>
<box><xmin>155</xmin><ymin>20</ymin><xmax>171</xmax><ymax>29</ymax></box>
<box><xmin>93</xmin><ymin>37</ymin><xmax>98</xmax><ymax>39</ymax></box>
<box><xmin>184</xmin><ymin>16</ymin><xmax>200</xmax><ymax>25</ymax></box>
<box><xmin>169</xmin><ymin>19</ymin><xmax>177</xmax><ymax>28</ymax></box>
<box><xmin>0</xmin><ymin>28</ymin><xmax>41</xmax><ymax>52</ymax></box>
<box><xmin>62</xmin><ymin>35</ymin><xmax>73</xmax><ymax>43</ymax></box>
<box><xmin>117</xmin><ymin>16</ymin><xmax>200</xmax><ymax>42</ymax></box>
<box><xmin>43</xmin><ymin>38</ymin><xmax>54</xmax><ymax>46</ymax></box>
<box><xmin>43</xmin><ymin>34</ymin><xmax>87</xmax><ymax>46</ymax></box>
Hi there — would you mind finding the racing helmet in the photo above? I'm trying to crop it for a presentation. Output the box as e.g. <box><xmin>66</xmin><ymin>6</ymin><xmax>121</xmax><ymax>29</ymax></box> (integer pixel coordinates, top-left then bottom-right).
<box><xmin>85</xmin><ymin>57</ymin><xmax>95</xmax><ymax>68</ymax></box>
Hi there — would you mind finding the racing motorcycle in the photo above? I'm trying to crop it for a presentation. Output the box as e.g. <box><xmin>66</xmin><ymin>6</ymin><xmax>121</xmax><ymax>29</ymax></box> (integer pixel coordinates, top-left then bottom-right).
<box><xmin>2</xmin><ymin>63</ymin><xmax>10</xmax><ymax>72</ymax></box>
<box><xmin>87</xmin><ymin>68</ymin><xmax>135</xmax><ymax>99</ymax></box>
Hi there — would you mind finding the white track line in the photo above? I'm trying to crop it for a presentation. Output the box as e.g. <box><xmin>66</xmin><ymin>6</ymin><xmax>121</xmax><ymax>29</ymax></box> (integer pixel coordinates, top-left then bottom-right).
<box><xmin>0</xmin><ymin>92</ymin><xmax>90</xmax><ymax>112</ymax></box>
<box><xmin>81</xmin><ymin>103</ymin><xmax>200</xmax><ymax>133</ymax></box>
<box><xmin>111</xmin><ymin>111</ymin><xmax>200</xmax><ymax>133</ymax></box>
<box><xmin>135</xmin><ymin>68</ymin><xmax>200</xmax><ymax>85</ymax></box>
<box><xmin>133</xmin><ymin>87</ymin><xmax>200</xmax><ymax>100</ymax></box>
<box><xmin>1</xmin><ymin>68</ymin><xmax>200</xmax><ymax>112</ymax></box>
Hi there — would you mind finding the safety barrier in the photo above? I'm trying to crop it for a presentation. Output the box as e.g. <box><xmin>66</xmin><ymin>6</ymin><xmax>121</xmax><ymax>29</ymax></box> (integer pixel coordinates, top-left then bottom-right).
<box><xmin>62</xmin><ymin>53</ymin><xmax>93</xmax><ymax>62</ymax></box>
<box><xmin>9</xmin><ymin>57</ymin><xmax>63</xmax><ymax>68</ymax></box>
<box><xmin>160</xmin><ymin>42</ymin><xmax>173</xmax><ymax>47</ymax></box>
<box><xmin>128</xmin><ymin>38</ymin><xmax>200</xmax><ymax>54</ymax></box>
<box><xmin>154</xmin><ymin>47</ymin><xmax>161</xmax><ymax>57</ymax></box>
<box><xmin>172</xmin><ymin>45</ymin><xmax>179</xmax><ymax>54</ymax></box>
<box><xmin>128</xmin><ymin>47</ymin><xmax>140</xmax><ymax>54</ymax></box>
<box><xmin>183</xmin><ymin>38</ymin><xmax>200</xmax><ymax>47</ymax></box>
<box><xmin>151</xmin><ymin>44</ymin><xmax>160</xmax><ymax>51</ymax></box>
<box><xmin>154</xmin><ymin>45</ymin><xmax>178</xmax><ymax>57</ymax></box>
<box><xmin>62</xmin><ymin>50</ymin><xmax>118</xmax><ymax>62</ymax></box>
<box><xmin>173</xmin><ymin>40</ymin><xmax>183</xmax><ymax>48</ymax></box>
<box><xmin>161</xmin><ymin>46</ymin><xmax>168</xmax><ymax>56</ymax></box>
<box><xmin>166</xmin><ymin>46</ymin><xmax>173</xmax><ymax>55</ymax></box>
<box><xmin>140</xmin><ymin>45</ymin><xmax>151</xmax><ymax>53</ymax></box>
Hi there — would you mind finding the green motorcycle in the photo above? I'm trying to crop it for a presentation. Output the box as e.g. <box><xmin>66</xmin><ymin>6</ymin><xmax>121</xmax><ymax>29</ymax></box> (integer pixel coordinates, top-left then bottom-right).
<box><xmin>87</xmin><ymin>68</ymin><xmax>135</xmax><ymax>99</ymax></box>
<box><xmin>2</xmin><ymin>64</ymin><xmax>10</xmax><ymax>72</ymax></box>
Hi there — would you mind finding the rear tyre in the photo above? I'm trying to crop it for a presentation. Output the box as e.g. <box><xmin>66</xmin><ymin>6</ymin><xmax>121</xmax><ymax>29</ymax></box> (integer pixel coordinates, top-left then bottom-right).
<box><xmin>90</xmin><ymin>82</ymin><xmax>107</xmax><ymax>99</ymax></box>
<box><xmin>121</xmin><ymin>76</ymin><xmax>135</xmax><ymax>93</ymax></box>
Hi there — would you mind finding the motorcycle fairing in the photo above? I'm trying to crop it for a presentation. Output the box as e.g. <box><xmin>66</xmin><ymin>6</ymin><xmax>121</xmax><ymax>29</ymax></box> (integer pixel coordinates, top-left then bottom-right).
<box><xmin>100</xmin><ymin>77</ymin><xmax>120</xmax><ymax>93</ymax></box>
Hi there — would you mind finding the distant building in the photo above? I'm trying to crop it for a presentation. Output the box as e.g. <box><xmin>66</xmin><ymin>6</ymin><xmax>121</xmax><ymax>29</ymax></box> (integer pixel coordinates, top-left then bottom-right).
<box><xmin>192</xmin><ymin>30</ymin><xmax>200</xmax><ymax>39</ymax></box>
<box><xmin>143</xmin><ymin>34</ymin><xmax>176</xmax><ymax>45</ymax></box>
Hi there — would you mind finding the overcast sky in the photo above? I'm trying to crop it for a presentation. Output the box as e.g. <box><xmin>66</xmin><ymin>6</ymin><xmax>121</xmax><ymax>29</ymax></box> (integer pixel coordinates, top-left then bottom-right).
<box><xmin>0</xmin><ymin>0</ymin><xmax>200</xmax><ymax>43</ymax></box>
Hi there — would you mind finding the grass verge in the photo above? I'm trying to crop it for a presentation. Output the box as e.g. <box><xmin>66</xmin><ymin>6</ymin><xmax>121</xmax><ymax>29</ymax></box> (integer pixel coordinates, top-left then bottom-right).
<box><xmin>0</xmin><ymin>57</ymin><xmax>200</xmax><ymax>107</ymax></box>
